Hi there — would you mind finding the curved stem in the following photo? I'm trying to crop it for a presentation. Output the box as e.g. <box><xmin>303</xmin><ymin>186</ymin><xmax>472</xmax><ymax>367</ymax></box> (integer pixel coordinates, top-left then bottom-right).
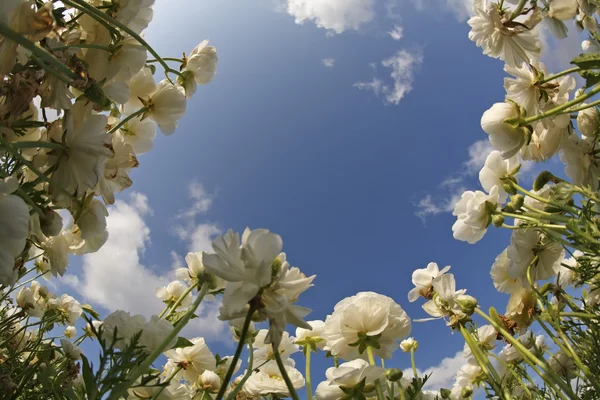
<box><xmin>107</xmin><ymin>283</ymin><xmax>209</xmax><ymax>400</ymax></box>
<box><xmin>0</xmin><ymin>21</ymin><xmax>77</xmax><ymax>81</ymax></box>
<box><xmin>538</xmin><ymin>67</ymin><xmax>581</xmax><ymax>85</ymax></box>
<box><xmin>522</xmin><ymin>84</ymin><xmax>600</xmax><ymax>125</ymax></box>
<box><xmin>215</xmin><ymin>307</ymin><xmax>255</xmax><ymax>400</ymax></box>
<box><xmin>108</xmin><ymin>108</ymin><xmax>147</xmax><ymax>134</ymax></box>
<box><xmin>225</xmin><ymin>342</ymin><xmax>255</xmax><ymax>400</ymax></box>
<box><xmin>474</xmin><ymin>308</ymin><xmax>577</xmax><ymax>399</ymax></box>
<box><xmin>565</xmin><ymin>97</ymin><xmax>600</xmax><ymax>113</ymax></box>
<box><xmin>273</xmin><ymin>344</ymin><xmax>301</xmax><ymax>400</ymax></box>
<box><xmin>366</xmin><ymin>346</ymin><xmax>385</xmax><ymax>400</ymax></box>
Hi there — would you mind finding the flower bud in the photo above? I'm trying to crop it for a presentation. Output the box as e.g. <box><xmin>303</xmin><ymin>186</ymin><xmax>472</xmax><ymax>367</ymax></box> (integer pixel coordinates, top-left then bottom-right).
<box><xmin>440</xmin><ymin>388</ymin><xmax>451</xmax><ymax>398</ymax></box>
<box><xmin>461</xmin><ymin>386</ymin><xmax>474</xmax><ymax>398</ymax></box>
<box><xmin>533</xmin><ymin>171</ymin><xmax>553</xmax><ymax>191</ymax></box>
<box><xmin>577</xmin><ymin>105</ymin><xmax>600</xmax><ymax>138</ymax></box>
<box><xmin>455</xmin><ymin>294</ymin><xmax>478</xmax><ymax>315</ymax></box>
<box><xmin>385</xmin><ymin>368</ymin><xmax>403</xmax><ymax>382</ymax></box>
<box><xmin>509</xmin><ymin>194</ymin><xmax>524</xmax><ymax>210</ymax></box>
<box><xmin>40</xmin><ymin>209</ymin><xmax>63</xmax><ymax>237</ymax></box>
<box><xmin>199</xmin><ymin>370</ymin><xmax>221</xmax><ymax>393</ymax></box>
<box><xmin>177</xmin><ymin>70</ymin><xmax>197</xmax><ymax>99</ymax></box>
<box><xmin>400</xmin><ymin>337</ymin><xmax>418</xmax><ymax>352</ymax></box>
<box><xmin>491</xmin><ymin>214</ymin><xmax>504</xmax><ymax>228</ymax></box>
<box><xmin>83</xmin><ymin>82</ymin><xmax>111</xmax><ymax>110</ymax></box>
<box><xmin>64</xmin><ymin>326</ymin><xmax>77</xmax><ymax>339</ymax></box>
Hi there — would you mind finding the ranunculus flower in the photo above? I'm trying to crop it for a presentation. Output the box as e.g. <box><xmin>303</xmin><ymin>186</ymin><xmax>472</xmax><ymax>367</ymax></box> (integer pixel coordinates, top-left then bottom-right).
<box><xmin>0</xmin><ymin>176</ymin><xmax>30</xmax><ymax>286</ymax></box>
<box><xmin>315</xmin><ymin>359</ymin><xmax>385</xmax><ymax>400</ymax></box>
<box><xmin>185</xmin><ymin>40</ymin><xmax>218</xmax><ymax>85</ymax></box>
<box><xmin>452</xmin><ymin>186</ymin><xmax>500</xmax><ymax>244</ymax></box>
<box><xmin>462</xmin><ymin>325</ymin><xmax>496</xmax><ymax>359</ymax></box>
<box><xmin>577</xmin><ymin>105</ymin><xmax>600</xmax><ymax>138</ymax></box>
<box><xmin>145</xmin><ymin>80</ymin><xmax>187</xmax><ymax>135</ymax></box>
<box><xmin>296</xmin><ymin>320</ymin><xmax>326</xmax><ymax>350</ymax></box>
<box><xmin>244</xmin><ymin>360</ymin><xmax>305</xmax><ymax>397</ymax></box>
<box><xmin>560</xmin><ymin>134</ymin><xmax>600</xmax><ymax>191</ymax></box>
<box><xmin>490</xmin><ymin>249</ymin><xmax>522</xmax><ymax>294</ymax></box>
<box><xmin>323</xmin><ymin>291</ymin><xmax>411</xmax><ymax>360</ymax></box>
<box><xmin>507</xmin><ymin>229</ymin><xmax>564</xmax><ymax>285</ymax></box>
<box><xmin>481</xmin><ymin>102</ymin><xmax>527</xmax><ymax>159</ymax></box>
<box><xmin>155</xmin><ymin>281</ymin><xmax>193</xmax><ymax>309</ymax></box>
<box><xmin>253</xmin><ymin>329</ymin><xmax>299</xmax><ymax>364</ymax></box>
<box><xmin>479</xmin><ymin>151</ymin><xmax>519</xmax><ymax>203</ymax></box>
<box><xmin>164</xmin><ymin>337</ymin><xmax>216</xmax><ymax>383</ymax></box>
<box><xmin>407</xmin><ymin>262</ymin><xmax>451</xmax><ymax>302</ymax></box>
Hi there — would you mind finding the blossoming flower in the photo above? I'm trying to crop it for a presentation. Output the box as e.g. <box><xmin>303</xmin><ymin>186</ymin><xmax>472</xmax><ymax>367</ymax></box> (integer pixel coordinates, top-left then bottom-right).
<box><xmin>490</xmin><ymin>249</ymin><xmax>522</xmax><ymax>294</ymax></box>
<box><xmin>244</xmin><ymin>360</ymin><xmax>305</xmax><ymax>397</ymax></box>
<box><xmin>103</xmin><ymin>310</ymin><xmax>175</xmax><ymax>352</ymax></box>
<box><xmin>400</xmin><ymin>337</ymin><xmax>418</xmax><ymax>352</ymax></box>
<box><xmin>296</xmin><ymin>320</ymin><xmax>326</xmax><ymax>350</ymax></box>
<box><xmin>253</xmin><ymin>329</ymin><xmax>299</xmax><ymax>364</ymax></box>
<box><xmin>155</xmin><ymin>281</ymin><xmax>193</xmax><ymax>310</ymax></box>
<box><xmin>49</xmin><ymin>294</ymin><xmax>82</xmax><ymax>326</ymax></box>
<box><xmin>176</xmin><ymin>251</ymin><xmax>225</xmax><ymax>291</ymax></box>
<box><xmin>505</xmin><ymin>288</ymin><xmax>537</xmax><ymax>329</ymax></box>
<box><xmin>479</xmin><ymin>151</ymin><xmax>519</xmax><ymax>202</ymax></box>
<box><xmin>463</xmin><ymin>325</ymin><xmax>496</xmax><ymax>359</ymax></box>
<box><xmin>314</xmin><ymin>359</ymin><xmax>385</xmax><ymax>400</ymax></box>
<box><xmin>143</xmin><ymin>79</ymin><xmax>187</xmax><ymax>135</ymax></box>
<box><xmin>560</xmin><ymin>134</ymin><xmax>600</xmax><ymax>191</ymax></box>
<box><xmin>119</xmin><ymin>113</ymin><xmax>157</xmax><ymax>155</ymax></box>
<box><xmin>577</xmin><ymin>105</ymin><xmax>600</xmax><ymax>138</ymax></box>
<box><xmin>480</xmin><ymin>102</ymin><xmax>527</xmax><ymax>159</ymax></box>
<box><xmin>164</xmin><ymin>337</ymin><xmax>216</xmax><ymax>383</ymax></box>
<box><xmin>60</xmin><ymin>338</ymin><xmax>82</xmax><ymax>360</ymax></box>
<box><xmin>96</xmin><ymin>133</ymin><xmax>138</xmax><ymax>205</ymax></box>
<box><xmin>0</xmin><ymin>176</ymin><xmax>30</xmax><ymax>286</ymax></box>
<box><xmin>507</xmin><ymin>229</ymin><xmax>564</xmax><ymax>285</ymax></box>
<box><xmin>556</xmin><ymin>250</ymin><xmax>582</xmax><ymax>288</ymax></box>
<box><xmin>452</xmin><ymin>186</ymin><xmax>500</xmax><ymax>244</ymax></box>
<box><xmin>408</xmin><ymin>262</ymin><xmax>451</xmax><ymax>302</ymax></box>
<box><xmin>420</xmin><ymin>274</ymin><xmax>468</xmax><ymax>322</ymax></box>
<box><xmin>323</xmin><ymin>291</ymin><xmax>411</xmax><ymax>360</ymax></box>
<box><xmin>185</xmin><ymin>40</ymin><xmax>218</xmax><ymax>85</ymax></box>
<box><xmin>468</xmin><ymin>2</ymin><xmax>540</xmax><ymax>67</ymax></box>
<box><xmin>69</xmin><ymin>198</ymin><xmax>109</xmax><ymax>255</ymax></box>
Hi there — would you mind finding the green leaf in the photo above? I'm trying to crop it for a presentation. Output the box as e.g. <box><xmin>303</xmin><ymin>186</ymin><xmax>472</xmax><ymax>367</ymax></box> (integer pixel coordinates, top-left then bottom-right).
<box><xmin>580</xmin><ymin>70</ymin><xmax>600</xmax><ymax>88</ymax></box>
<box><xmin>81</xmin><ymin>354</ymin><xmax>99</xmax><ymax>400</ymax></box>
<box><xmin>571</xmin><ymin>53</ymin><xmax>600</xmax><ymax>69</ymax></box>
<box><xmin>82</xmin><ymin>304</ymin><xmax>100</xmax><ymax>319</ymax></box>
<box><xmin>171</xmin><ymin>336</ymin><xmax>194</xmax><ymax>349</ymax></box>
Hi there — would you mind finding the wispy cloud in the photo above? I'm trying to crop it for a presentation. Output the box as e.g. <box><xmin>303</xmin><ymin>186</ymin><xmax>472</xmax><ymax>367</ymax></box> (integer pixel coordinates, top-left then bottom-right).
<box><xmin>286</xmin><ymin>0</ymin><xmax>375</xmax><ymax>34</ymax></box>
<box><xmin>388</xmin><ymin>25</ymin><xmax>404</xmax><ymax>40</ymax></box>
<box><xmin>322</xmin><ymin>58</ymin><xmax>335</xmax><ymax>68</ymax></box>
<box><xmin>354</xmin><ymin>49</ymin><xmax>423</xmax><ymax>105</ymax></box>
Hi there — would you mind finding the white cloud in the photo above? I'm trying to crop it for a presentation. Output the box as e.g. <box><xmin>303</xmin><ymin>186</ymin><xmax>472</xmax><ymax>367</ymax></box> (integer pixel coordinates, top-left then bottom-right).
<box><xmin>176</xmin><ymin>181</ymin><xmax>213</xmax><ymax>220</ymax></box>
<box><xmin>286</xmin><ymin>0</ymin><xmax>375</xmax><ymax>34</ymax></box>
<box><xmin>421</xmin><ymin>350</ymin><xmax>467</xmax><ymax>389</ymax></box>
<box><xmin>408</xmin><ymin>0</ymin><xmax>472</xmax><ymax>21</ymax></box>
<box><xmin>64</xmin><ymin>192</ymin><xmax>226</xmax><ymax>339</ymax></box>
<box><xmin>322</xmin><ymin>58</ymin><xmax>335</xmax><ymax>68</ymax></box>
<box><xmin>189</xmin><ymin>223</ymin><xmax>222</xmax><ymax>252</ymax></box>
<box><xmin>415</xmin><ymin>188</ymin><xmax>464</xmax><ymax>220</ymax></box>
<box><xmin>388</xmin><ymin>25</ymin><xmax>404</xmax><ymax>40</ymax></box>
<box><xmin>354</xmin><ymin>49</ymin><xmax>423</xmax><ymax>105</ymax></box>
<box><xmin>464</xmin><ymin>139</ymin><xmax>494</xmax><ymax>175</ymax></box>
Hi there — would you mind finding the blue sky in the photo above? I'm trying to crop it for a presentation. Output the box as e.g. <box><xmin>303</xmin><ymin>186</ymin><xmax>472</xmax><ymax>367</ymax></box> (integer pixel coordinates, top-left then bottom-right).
<box><xmin>56</xmin><ymin>0</ymin><xmax>584</xmax><ymax>393</ymax></box>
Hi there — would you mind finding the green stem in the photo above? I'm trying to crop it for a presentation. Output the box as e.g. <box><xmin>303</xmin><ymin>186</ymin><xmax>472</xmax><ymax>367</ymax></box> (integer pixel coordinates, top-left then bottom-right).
<box><xmin>565</xmin><ymin>97</ymin><xmax>600</xmax><ymax>113</ymax></box>
<box><xmin>410</xmin><ymin>349</ymin><xmax>418</xmax><ymax>380</ymax></box>
<box><xmin>474</xmin><ymin>308</ymin><xmax>577</xmax><ymax>399</ymax></box>
<box><xmin>500</xmin><ymin>211</ymin><xmax>570</xmax><ymax>225</ymax></box>
<box><xmin>511</xmin><ymin>182</ymin><xmax>578</xmax><ymax>214</ymax></box>
<box><xmin>510</xmin><ymin>0</ymin><xmax>529</xmax><ymax>19</ymax></box>
<box><xmin>107</xmin><ymin>283</ymin><xmax>209</xmax><ymax>400</ymax></box>
<box><xmin>538</xmin><ymin>67</ymin><xmax>581</xmax><ymax>85</ymax></box>
<box><xmin>0</xmin><ymin>21</ymin><xmax>77</xmax><ymax>81</ymax></box>
<box><xmin>50</xmin><ymin>43</ymin><xmax>114</xmax><ymax>52</ymax></box>
<box><xmin>304</xmin><ymin>347</ymin><xmax>313</xmax><ymax>400</ymax></box>
<box><xmin>108</xmin><ymin>108</ymin><xmax>147</xmax><ymax>134</ymax></box>
<box><xmin>366</xmin><ymin>346</ymin><xmax>385</xmax><ymax>400</ymax></box>
<box><xmin>273</xmin><ymin>344</ymin><xmax>301</xmax><ymax>400</ymax></box>
<box><xmin>560</xmin><ymin>312</ymin><xmax>598</xmax><ymax>319</ymax></box>
<box><xmin>160</xmin><ymin>283</ymin><xmax>196</xmax><ymax>319</ymax></box>
<box><xmin>215</xmin><ymin>306</ymin><xmax>255</xmax><ymax>400</ymax></box>
<box><xmin>15</xmin><ymin>187</ymin><xmax>44</xmax><ymax>218</ymax></box>
<box><xmin>522</xmin><ymin>84</ymin><xmax>600</xmax><ymax>125</ymax></box>
<box><xmin>62</xmin><ymin>0</ymin><xmax>176</xmax><ymax>83</ymax></box>
<box><xmin>148</xmin><ymin>57</ymin><xmax>184</xmax><ymax>63</ymax></box>
<box><xmin>225</xmin><ymin>342</ymin><xmax>255</xmax><ymax>400</ymax></box>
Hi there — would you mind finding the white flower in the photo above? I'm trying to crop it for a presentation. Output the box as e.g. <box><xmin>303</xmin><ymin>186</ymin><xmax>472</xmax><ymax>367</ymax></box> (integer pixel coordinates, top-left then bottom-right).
<box><xmin>60</xmin><ymin>338</ymin><xmax>82</xmax><ymax>360</ymax></box>
<box><xmin>315</xmin><ymin>359</ymin><xmax>385</xmax><ymax>400</ymax></box>
<box><xmin>421</xmin><ymin>274</ymin><xmax>467</xmax><ymax>321</ymax></box>
<box><xmin>198</xmin><ymin>370</ymin><xmax>221</xmax><ymax>393</ymax></box>
<box><xmin>507</xmin><ymin>230</ymin><xmax>564</xmax><ymax>285</ymax></box>
<box><xmin>65</xmin><ymin>326</ymin><xmax>77</xmax><ymax>339</ymax></box>
<box><xmin>323</xmin><ymin>291</ymin><xmax>411</xmax><ymax>360</ymax></box>
<box><xmin>69</xmin><ymin>198</ymin><xmax>109</xmax><ymax>255</ymax></box>
<box><xmin>408</xmin><ymin>262</ymin><xmax>451</xmax><ymax>302</ymax></box>
<box><xmin>481</xmin><ymin>102</ymin><xmax>527</xmax><ymax>159</ymax></box>
<box><xmin>452</xmin><ymin>186</ymin><xmax>500</xmax><ymax>244</ymax></box>
<box><xmin>185</xmin><ymin>40</ymin><xmax>218</xmax><ymax>84</ymax></box>
<box><xmin>39</xmin><ymin>75</ymin><xmax>74</xmax><ymax>110</ymax></box>
<box><xmin>548</xmin><ymin>0</ymin><xmax>579</xmax><ymax>19</ymax></box>
<box><xmin>155</xmin><ymin>281</ymin><xmax>193</xmax><ymax>309</ymax></box>
<box><xmin>463</xmin><ymin>325</ymin><xmax>496</xmax><ymax>359</ymax></box>
<box><xmin>16</xmin><ymin>285</ymin><xmax>45</xmax><ymax>318</ymax></box>
<box><xmin>106</xmin><ymin>38</ymin><xmax>147</xmax><ymax>82</ymax></box>
<box><xmin>505</xmin><ymin>289</ymin><xmax>537</xmax><ymax>329</ymax></box>
<box><xmin>253</xmin><ymin>329</ymin><xmax>299</xmax><ymax>364</ymax></box>
<box><xmin>164</xmin><ymin>337</ymin><xmax>216</xmax><ymax>383</ymax></box>
<box><xmin>140</xmin><ymin>315</ymin><xmax>175</xmax><ymax>351</ymax></box>
<box><xmin>523</xmin><ymin>184</ymin><xmax>553</xmax><ymax>211</ymax></box>
<box><xmin>203</xmin><ymin>228</ymin><xmax>282</xmax><ymax>318</ymax></box>
<box><xmin>490</xmin><ymin>249</ymin><xmax>522</xmax><ymax>294</ymax></box>
<box><xmin>296</xmin><ymin>320</ymin><xmax>326</xmax><ymax>350</ymax></box>
<box><xmin>519</xmin><ymin>122</ymin><xmax>566</xmax><ymax>162</ymax></box>
<box><xmin>244</xmin><ymin>360</ymin><xmax>305</xmax><ymax>397</ymax></box>
<box><xmin>557</xmin><ymin>251</ymin><xmax>582</xmax><ymax>288</ymax></box>
<box><xmin>455</xmin><ymin>363</ymin><xmax>483</xmax><ymax>387</ymax></box>
<box><xmin>96</xmin><ymin>133</ymin><xmax>138</xmax><ymax>205</ymax></box>
<box><xmin>119</xmin><ymin>113</ymin><xmax>157</xmax><ymax>155</ymax></box>
<box><xmin>400</xmin><ymin>337</ymin><xmax>418</xmax><ymax>352</ymax></box>
<box><xmin>50</xmin><ymin>114</ymin><xmax>112</xmax><ymax>197</ymax></box>
<box><xmin>577</xmin><ymin>105</ymin><xmax>600</xmax><ymax>138</ymax></box>
<box><xmin>468</xmin><ymin>3</ymin><xmax>540</xmax><ymax>67</ymax></box>
<box><xmin>560</xmin><ymin>134</ymin><xmax>600</xmax><ymax>190</ymax></box>
<box><xmin>113</xmin><ymin>0</ymin><xmax>154</xmax><ymax>34</ymax></box>
<box><xmin>50</xmin><ymin>294</ymin><xmax>82</xmax><ymax>325</ymax></box>
<box><xmin>0</xmin><ymin>177</ymin><xmax>30</xmax><ymax>286</ymax></box>
<box><xmin>176</xmin><ymin>251</ymin><xmax>225</xmax><ymax>291</ymax></box>
<box><xmin>504</xmin><ymin>63</ymin><xmax>546</xmax><ymax>117</ymax></box>
<box><xmin>127</xmin><ymin>67</ymin><xmax>157</xmax><ymax>108</ymax></box>
<box><xmin>548</xmin><ymin>350</ymin><xmax>576</xmax><ymax>379</ymax></box>
<box><xmin>479</xmin><ymin>151</ymin><xmax>519</xmax><ymax>202</ymax></box>
<box><xmin>103</xmin><ymin>310</ymin><xmax>147</xmax><ymax>350</ymax></box>
<box><xmin>146</xmin><ymin>80</ymin><xmax>187</xmax><ymax>135</ymax></box>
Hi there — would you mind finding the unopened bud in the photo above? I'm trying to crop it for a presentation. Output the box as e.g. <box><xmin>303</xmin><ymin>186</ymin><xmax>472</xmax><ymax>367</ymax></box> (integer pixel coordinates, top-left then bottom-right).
<box><xmin>400</xmin><ymin>337</ymin><xmax>418</xmax><ymax>353</ymax></box>
<box><xmin>83</xmin><ymin>82</ymin><xmax>111</xmax><ymax>110</ymax></box>
<box><xmin>461</xmin><ymin>386</ymin><xmax>474</xmax><ymax>398</ymax></box>
<box><xmin>385</xmin><ymin>368</ymin><xmax>403</xmax><ymax>382</ymax></box>
<box><xmin>533</xmin><ymin>171</ymin><xmax>553</xmax><ymax>191</ymax></box>
<box><xmin>40</xmin><ymin>209</ymin><xmax>63</xmax><ymax>237</ymax></box>
<box><xmin>492</xmin><ymin>214</ymin><xmax>504</xmax><ymax>228</ymax></box>
<box><xmin>456</xmin><ymin>294</ymin><xmax>478</xmax><ymax>315</ymax></box>
<box><xmin>440</xmin><ymin>388</ymin><xmax>451</xmax><ymax>398</ymax></box>
<box><xmin>509</xmin><ymin>194</ymin><xmax>524</xmax><ymax>210</ymax></box>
